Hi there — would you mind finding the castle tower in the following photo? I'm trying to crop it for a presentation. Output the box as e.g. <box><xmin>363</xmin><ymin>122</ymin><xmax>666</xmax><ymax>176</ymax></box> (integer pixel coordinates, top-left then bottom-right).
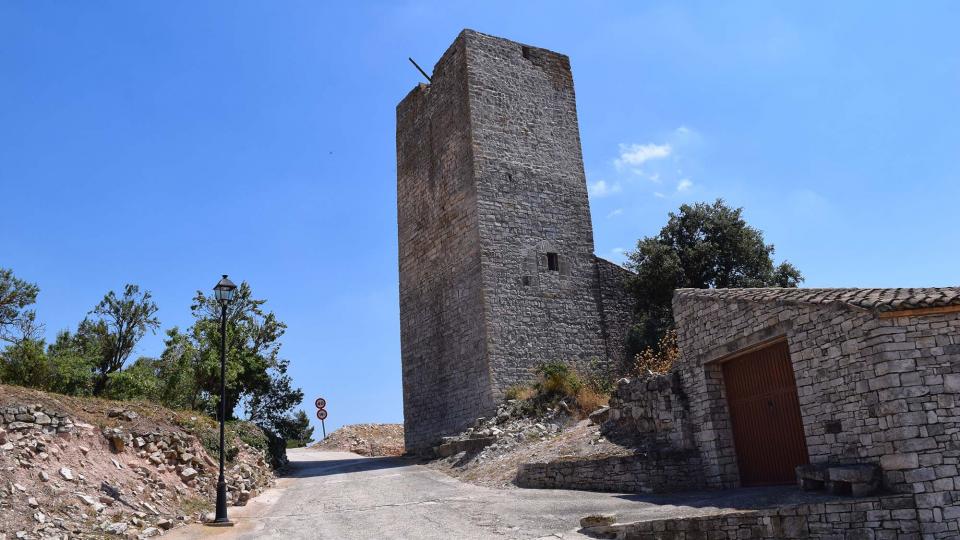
<box><xmin>397</xmin><ymin>30</ymin><xmax>633</xmax><ymax>452</ymax></box>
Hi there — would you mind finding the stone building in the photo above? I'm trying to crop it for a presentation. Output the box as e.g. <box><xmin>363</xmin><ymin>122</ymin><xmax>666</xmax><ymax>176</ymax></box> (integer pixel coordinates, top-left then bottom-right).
<box><xmin>396</xmin><ymin>30</ymin><xmax>634</xmax><ymax>452</ymax></box>
<box><xmin>665</xmin><ymin>288</ymin><xmax>959</xmax><ymax>537</ymax></box>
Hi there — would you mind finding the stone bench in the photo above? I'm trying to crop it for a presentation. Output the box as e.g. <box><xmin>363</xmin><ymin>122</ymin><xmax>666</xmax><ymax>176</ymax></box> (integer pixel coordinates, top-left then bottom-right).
<box><xmin>796</xmin><ymin>463</ymin><xmax>881</xmax><ymax>497</ymax></box>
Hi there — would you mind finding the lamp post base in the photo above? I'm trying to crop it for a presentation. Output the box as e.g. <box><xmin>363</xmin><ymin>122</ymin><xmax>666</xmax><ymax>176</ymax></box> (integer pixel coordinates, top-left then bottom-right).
<box><xmin>205</xmin><ymin>520</ymin><xmax>235</xmax><ymax>527</ymax></box>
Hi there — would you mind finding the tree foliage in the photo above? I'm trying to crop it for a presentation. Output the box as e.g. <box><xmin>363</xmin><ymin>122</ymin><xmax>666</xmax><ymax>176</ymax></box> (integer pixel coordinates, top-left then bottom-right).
<box><xmin>184</xmin><ymin>282</ymin><xmax>303</xmax><ymax>430</ymax></box>
<box><xmin>85</xmin><ymin>284</ymin><xmax>160</xmax><ymax>395</ymax></box>
<box><xmin>625</xmin><ymin>200</ymin><xmax>802</xmax><ymax>355</ymax></box>
<box><xmin>0</xmin><ymin>338</ymin><xmax>49</xmax><ymax>388</ymax></box>
<box><xmin>0</xmin><ymin>268</ymin><xmax>40</xmax><ymax>343</ymax></box>
<box><xmin>278</xmin><ymin>410</ymin><xmax>314</xmax><ymax>448</ymax></box>
<box><xmin>0</xmin><ymin>272</ymin><xmax>303</xmax><ymax>442</ymax></box>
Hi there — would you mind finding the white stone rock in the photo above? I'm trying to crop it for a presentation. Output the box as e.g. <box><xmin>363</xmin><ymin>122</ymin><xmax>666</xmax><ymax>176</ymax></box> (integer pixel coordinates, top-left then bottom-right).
<box><xmin>59</xmin><ymin>467</ymin><xmax>74</xmax><ymax>481</ymax></box>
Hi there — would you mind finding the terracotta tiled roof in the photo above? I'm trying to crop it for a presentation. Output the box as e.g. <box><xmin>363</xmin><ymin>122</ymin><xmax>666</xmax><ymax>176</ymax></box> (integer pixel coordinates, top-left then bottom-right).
<box><xmin>674</xmin><ymin>287</ymin><xmax>960</xmax><ymax>313</ymax></box>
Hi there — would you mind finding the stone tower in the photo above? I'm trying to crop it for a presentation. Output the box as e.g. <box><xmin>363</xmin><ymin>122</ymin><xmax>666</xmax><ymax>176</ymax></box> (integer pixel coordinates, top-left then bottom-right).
<box><xmin>397</xmin><ymin>30</ymin><xmax>634</xmax><ymax>452</ymax></box>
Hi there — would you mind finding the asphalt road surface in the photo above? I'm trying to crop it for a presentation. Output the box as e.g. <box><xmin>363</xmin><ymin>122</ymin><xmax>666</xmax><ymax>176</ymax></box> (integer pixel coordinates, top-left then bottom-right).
<box><xmin>168</xmin><ymin>448</ymin><xmax>824</xmax><ymax>540</ymax></box>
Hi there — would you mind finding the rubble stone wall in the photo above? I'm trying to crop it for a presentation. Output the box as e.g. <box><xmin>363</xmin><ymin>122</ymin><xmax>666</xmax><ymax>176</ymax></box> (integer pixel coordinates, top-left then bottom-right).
<box><xmin>516</xmin><ymin>450</ymin><xmax>703</xmax><ymax>494</ymax></box>
<box><xmin>1</xmin><ymin>405</ymin><xmax>74</xmax><ymax>435</ymax></box>
<box><xmin>605</xmin><ymin>373</ymin><xmax>696</xmax><ymax>452</ymax></box>
<box><xmin>590</xmin><ymin>494</ymin><xmax>921</xmax><ymax>539</ymax></box>
<box><xmin>672</xmin><ymin>291</ymin><xmax>960</xmax><ymax>539</ymax></box>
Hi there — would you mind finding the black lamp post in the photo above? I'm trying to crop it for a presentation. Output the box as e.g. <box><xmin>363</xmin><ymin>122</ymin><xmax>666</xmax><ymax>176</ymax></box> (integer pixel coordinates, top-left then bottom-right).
<box><xmin>209</xmin><ymin>274</ymin><xmax>236</xmax><ymax>527</ymax></box>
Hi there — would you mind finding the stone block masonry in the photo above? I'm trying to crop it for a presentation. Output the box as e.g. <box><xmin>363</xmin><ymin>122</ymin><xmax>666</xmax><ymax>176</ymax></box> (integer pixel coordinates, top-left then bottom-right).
<box><xmin>671</xmin><ymin>287</ymin><xmax>960</xmax><ymax>539</ymax></box>
<box><xmin>397</xmin><ymin>30</ymin><xmax>635</xmax><ymax>452</ymax></box>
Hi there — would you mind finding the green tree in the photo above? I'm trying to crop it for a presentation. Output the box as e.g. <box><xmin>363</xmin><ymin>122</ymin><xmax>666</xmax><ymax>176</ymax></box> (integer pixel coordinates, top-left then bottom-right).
<box><xmin>187</xmin><ymin>282</ymin><xmax>303</xmax><ymax>427</ymax></box>
<box><xmin>0</xmin><ymin>268</ymin><xmax>40</xmax><ymax>343</ymax></box>
<box><xmin>626</xmin><ymin>200</ymin><xmax>802</xmax><ymax>355</ymax></box>
<box><xmin>46</xmin><ymin>330</ymin><xmax>96</xmax><ymax>396</ymax></box>
<box><xmin>0</xmin><ymin>338</ymin><xmax>50</xmax><ymax>388</ymax></box>
<box><xmin>154</xmin><ymin>327</ymin><xmax>202</xmax><ymax>410</ymax></box>
<box><xmin>103</xmin><ymin>356</ymin><xmax>160</xmax><ymax>401</ymax></box>
<box><xmin>277</xmin><ymin>410</ymin><xmax>315</xmax><ymax>448</ymax></box>
<box><xmin>85</xmin><ymin>284</ymin><xmax>160</xmax><ymax>395</ymax></box>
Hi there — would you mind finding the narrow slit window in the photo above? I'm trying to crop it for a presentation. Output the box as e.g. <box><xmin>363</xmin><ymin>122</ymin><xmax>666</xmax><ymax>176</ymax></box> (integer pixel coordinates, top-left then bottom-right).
<box><xmin>547</xmin><ymin>253</ymin><xmax>559</xmax><ymax>271</ymax></box>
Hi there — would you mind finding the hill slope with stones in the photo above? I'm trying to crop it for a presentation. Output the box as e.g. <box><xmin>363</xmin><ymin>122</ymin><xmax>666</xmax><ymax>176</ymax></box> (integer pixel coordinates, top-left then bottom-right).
<box><xmin>0</xmin><ymin>385</ymin><xmax>278</xmax><ymax>539</ymax></box>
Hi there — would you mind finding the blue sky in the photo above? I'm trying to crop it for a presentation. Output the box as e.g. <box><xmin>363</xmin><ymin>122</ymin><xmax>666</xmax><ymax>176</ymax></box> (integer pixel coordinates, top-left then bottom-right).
<box><xmin>2</xmin><ymin>2</ymin><xmax>958</xmax><ymax>434</ymax></box>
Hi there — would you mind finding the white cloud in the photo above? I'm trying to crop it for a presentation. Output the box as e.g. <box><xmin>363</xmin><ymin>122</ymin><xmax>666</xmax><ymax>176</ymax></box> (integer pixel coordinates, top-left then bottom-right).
<box><xmin>614</xmin><ymin>143</ymin><xmax>672</xmax><ymax>169</ymax></box>
<box><xmin>653</xmin><ymin>192</ymin><xmax>666</xmax><ymax>198</ymax></box>
<box><xmin>588</xmin><ymin>180</ymin><xmax>621</xmax><ymax>198</ymax></box>
<box><xmin>610</xmin><ymin>247</ymin><xmax>628</xmax><ymax>261</ymax></box>
<box><xmin>607</xmin><ymin>208</ymin><xmax>623</xmax><ymax>218</ymax></box>
<box><xmin>677</xmin><ymin>179</ymin><xmax>693</xmax><ymax>192</ymax></box>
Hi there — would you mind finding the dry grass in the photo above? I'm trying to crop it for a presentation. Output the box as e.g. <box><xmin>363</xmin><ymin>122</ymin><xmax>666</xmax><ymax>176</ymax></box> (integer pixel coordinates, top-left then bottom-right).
<box><xmin>505</xmin><ymin>385</ymin><xmax>536</xmax><ymax>401</ymax></box>
<box><xmin>574</xmin><ymin>386</ymin><xmax>609</xmax><ymax>416</ymax></box>
<box><xmin>633</xmin><ymin>330</ymin><xmax>680</xmax><ymax>375</ymax></box>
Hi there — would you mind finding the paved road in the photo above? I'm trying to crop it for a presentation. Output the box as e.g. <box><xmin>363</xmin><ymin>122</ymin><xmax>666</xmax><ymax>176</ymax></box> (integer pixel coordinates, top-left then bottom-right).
<box><xmin>166</xmin><ymin>448</ymin><xmax>653</xmax><ymax>539</ymax></box>
<box><xmin>168</xmin><ymin>448</ymin><xmax>823</xmax><ymax>540</ymax></box>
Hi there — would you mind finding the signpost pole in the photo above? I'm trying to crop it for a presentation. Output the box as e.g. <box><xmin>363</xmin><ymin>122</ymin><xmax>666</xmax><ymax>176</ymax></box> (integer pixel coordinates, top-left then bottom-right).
<box><xmin>315</xmin><ymin>397</ymin><xmax>328</xmax><ymax>441</ymax></box>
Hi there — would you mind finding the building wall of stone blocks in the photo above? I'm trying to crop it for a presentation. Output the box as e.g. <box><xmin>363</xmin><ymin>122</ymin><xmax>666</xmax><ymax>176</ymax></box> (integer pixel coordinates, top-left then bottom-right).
<box><xmin>672</xmin><ymin>290</ymin><xmax>960</xmax><ymax>539</ymax></box>
<box><xmin>396</xmin><ymin>36</ymin><xmax>493</xmax><ymax>452</ymax></box>
<box><xmin>397</xmin><ymin>30</ymin><xmax>634</xmax><ymax>451</ymax></box>
<box><xmin>596</xmin><ymin>257</ymin><xmax>638</xmax><ymax>372</ymax></box>
<box><xmin>463</xmin><ymin>30</ymin><xmax>613</xmax><ymax>398</ymax></box>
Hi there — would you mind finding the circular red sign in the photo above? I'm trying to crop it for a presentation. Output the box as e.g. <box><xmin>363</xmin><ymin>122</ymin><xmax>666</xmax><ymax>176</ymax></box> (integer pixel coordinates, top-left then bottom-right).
<box><xmin>316</xmin><ymin>409</ymin><xmax>328</xmax><ymax>421</ymax></box>
<box><xmin>315</xmin><ymin>397</ymin><xmax>326</xmax><ymax>410</ymax></box>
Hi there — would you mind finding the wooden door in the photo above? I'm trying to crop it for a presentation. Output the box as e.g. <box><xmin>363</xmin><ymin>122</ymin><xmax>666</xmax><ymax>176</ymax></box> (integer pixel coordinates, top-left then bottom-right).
<box><xmin>722</xmin><ymin>340</ymin><xmax>809</xmax><ymax>486</ymax></box>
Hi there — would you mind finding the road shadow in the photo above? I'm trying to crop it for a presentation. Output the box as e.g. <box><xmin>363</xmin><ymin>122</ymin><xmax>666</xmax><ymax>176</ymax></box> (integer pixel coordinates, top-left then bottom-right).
<box><xmin>281</xmin><ymin>455</ymin><xmax>415</xmax><ymax>479</ymax></box>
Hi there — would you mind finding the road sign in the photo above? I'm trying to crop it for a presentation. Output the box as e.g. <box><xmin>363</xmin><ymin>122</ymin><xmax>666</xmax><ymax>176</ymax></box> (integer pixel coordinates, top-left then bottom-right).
<box><xmin>315</xmin><ymin>396</ymin><xmax>328</xmax><ymax>439</ymax></box>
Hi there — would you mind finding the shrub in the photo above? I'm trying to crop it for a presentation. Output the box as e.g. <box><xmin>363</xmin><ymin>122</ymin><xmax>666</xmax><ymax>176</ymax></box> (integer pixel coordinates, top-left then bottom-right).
<box><xmin>574</xmin><ymin>385</ymin><xmax>609</xmax><ymax>415</ymax></box>
<box><xmin>536</xmin><ymin>361</ymin><xmax>583</xmax><ymax>398</ymax></box>
<box><xmin>517</xmin><ymin>361</ymin><xmax>612</xmax><ymax>419</ymax></box>
<box><xmin>633</xmin><ymin>329</ymin><xmax>679</xmax><ymax>375</ymax></box>
<box><xmin>0</xmin><ymin>339</ymin><xmax>51</xmax><ymax>388</ymax></box>
<box><xmin>103</xmin><ymin>357</ymin><xmax>160</xmax><ymax>401</ymax></box>
<box><xmin>504</xmin><ymin>385</ymin><xmax>536</xmax><ymax>401</ymax></box>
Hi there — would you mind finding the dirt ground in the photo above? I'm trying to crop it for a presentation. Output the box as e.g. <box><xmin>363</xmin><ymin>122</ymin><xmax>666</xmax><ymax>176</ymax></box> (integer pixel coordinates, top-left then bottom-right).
<box><xmin>310</xmin><ymin>423</ymin><xmax>405</xmax><ymax>457</ymax></box>
<box><xmin>427</xmin><ymin>418</ymin><xmax>634</xmax><ymax>488</ymax></box>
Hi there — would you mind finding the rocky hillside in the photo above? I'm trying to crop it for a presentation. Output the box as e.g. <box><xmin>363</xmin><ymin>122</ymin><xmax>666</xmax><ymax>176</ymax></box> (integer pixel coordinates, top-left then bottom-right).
<box><xmin>0</xmin><ymin>385</ymin><xmax>278</xmax><ymax>539</ymax></box>
<box><xmin>427</xmin><ymin>399</ymin><xmax>630</xmax><ymax>488</ymax></box>
<box><xmin>310</xmin><ymin>424</ymin><xmax>404</xmax><ymax>457</ymax></box>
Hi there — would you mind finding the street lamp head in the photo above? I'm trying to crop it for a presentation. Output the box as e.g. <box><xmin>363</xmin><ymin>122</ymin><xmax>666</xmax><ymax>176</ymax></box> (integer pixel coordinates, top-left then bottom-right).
<box><xmin>213</xmin><ymin>275</ymin><xmax>237</xmax><ymax>305</ymax></box>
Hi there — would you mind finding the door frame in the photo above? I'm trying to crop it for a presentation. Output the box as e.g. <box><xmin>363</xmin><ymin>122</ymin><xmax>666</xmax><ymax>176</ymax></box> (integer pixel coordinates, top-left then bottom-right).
<box><xmin>716</xmin><ymin>337</ymin><xmax>810</xmax><ymax>486</ymax></box>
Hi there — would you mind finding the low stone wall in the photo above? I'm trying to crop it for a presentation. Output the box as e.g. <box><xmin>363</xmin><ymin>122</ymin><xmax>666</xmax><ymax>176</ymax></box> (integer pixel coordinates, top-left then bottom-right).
<box><xmin>604</xmin><ymin>373</ymin><xmax>694</xmax><ymax>451</ymax></box>
<box><xmin>584</xmin><ymin>494</ymin><xmax>920</xmax><ymax>539</ymax></box>
<box><xmin>0</xmin><ymin>404</ymin><xmax>74</xmax><ymax>435</ymax></box>
<box><xmin>516</xmin><ymin>450</ymin><xmax>704</xmax><ymax>494</ymax></box>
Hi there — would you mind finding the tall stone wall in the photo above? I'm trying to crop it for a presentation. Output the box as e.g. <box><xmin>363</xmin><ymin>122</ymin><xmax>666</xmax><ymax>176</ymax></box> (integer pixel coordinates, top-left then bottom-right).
<box><xmin>464</xmin><ymin>30</ymin><xmax>613</xmax><ymax>398</ymax></box>
<box><xmin>595</xmin><ymin>257</ymin><xmax>638</xmax><ymax>372</ymax></box>
<box><xmin>396</xmin><ymin>36</ymin><xmax>493</xmax><ymax>452</ymax></box>
<box><xmin>397</xmin><ymin>30</ymin><xmax>635</xmax><ymax>452</ymax></box>
<box><xmin>672</xmin><ymin>291</ymin><xmax>960</xmax><ymax>539</ymax></box>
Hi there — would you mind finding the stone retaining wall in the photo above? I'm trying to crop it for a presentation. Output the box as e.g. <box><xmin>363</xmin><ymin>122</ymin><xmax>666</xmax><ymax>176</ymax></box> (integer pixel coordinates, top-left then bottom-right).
<box><xmin>585</xmin><ymin>494</ymin><xmax>920</xmax><ymax>539</ymax></box>
<box><xmin>516</xmin><ymin>450</ymin><xmax>704</xmax><ymax>494</ymax></box>
<box><xmin>604</xmin><ymin>373</ymin><xmax>695</xmax><ymax>452</ymax></box>
<box><xmin>0</xmin><ymin>404</ymin><xmax>74</xmax><ymax>436</ymax></box>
